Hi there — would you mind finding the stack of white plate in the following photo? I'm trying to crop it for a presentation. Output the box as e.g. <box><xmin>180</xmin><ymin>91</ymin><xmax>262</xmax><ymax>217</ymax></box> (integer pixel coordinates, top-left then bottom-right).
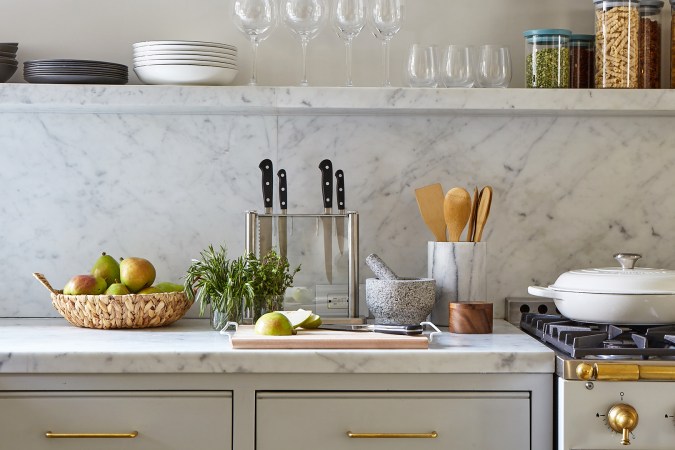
<box><xmin>133</xmin><ymin>40</ymin><xmax>238</xmax><ymax>86</ymax></box>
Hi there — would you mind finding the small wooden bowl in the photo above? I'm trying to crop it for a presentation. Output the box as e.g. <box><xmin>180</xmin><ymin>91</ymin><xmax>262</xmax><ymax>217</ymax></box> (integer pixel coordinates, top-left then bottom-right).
<box><xmin>449</xmin><ymin>302</ymin><xmax>493</xmax><ymax>334</ymax></box>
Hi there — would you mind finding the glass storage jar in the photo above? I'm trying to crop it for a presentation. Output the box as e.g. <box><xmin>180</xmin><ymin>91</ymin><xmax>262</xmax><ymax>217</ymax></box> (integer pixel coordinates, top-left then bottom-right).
<box><xmin>671</xmin><ymin>0</ymin><xmax>675</xmax><ymax>87</ymax></box>
<box><xmin>569</xmin><ymin>34</ymin><xmax>595</xmax><ymax>88</ymax></box>
<box><xmin>523</xmin><ymin>28</ymin><xmax>572</xmax><ymax>88</ymax></box>
<box><xmin>638</xmin><ymin>0</ymin><xmax>663</xmax><ymax>88</ymax></box>
<box><xmin>594</xmin><ymin>0</ymin><xmax>640</xmax><ymax>88</ymax></box>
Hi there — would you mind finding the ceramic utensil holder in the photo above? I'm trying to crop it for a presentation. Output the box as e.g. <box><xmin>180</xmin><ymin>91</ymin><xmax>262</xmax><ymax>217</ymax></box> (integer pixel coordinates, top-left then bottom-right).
<box><xmin>428</xmin><ymin>242</ymin><xmax>487</xmax><ymax>326</ymax></box>
<box><xmin>365</xmin><ymin>278</ymin><xmax>436</xmax><ymax>325</ymax></box>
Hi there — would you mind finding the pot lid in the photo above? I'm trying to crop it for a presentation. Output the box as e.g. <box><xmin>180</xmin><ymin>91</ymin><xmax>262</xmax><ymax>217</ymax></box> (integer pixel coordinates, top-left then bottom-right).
<box><xmin>549</xmin><ymin>253</ymin><xmax>675</xmax><ymax>295</ymax></box>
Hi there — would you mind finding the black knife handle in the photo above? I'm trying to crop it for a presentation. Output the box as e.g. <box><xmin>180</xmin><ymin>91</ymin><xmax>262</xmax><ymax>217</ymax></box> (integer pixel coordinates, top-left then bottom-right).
<box><xmin>319</xmin><ymin>159</ymin><xmax>333</xmax><ymax>209</ymax></box>
<box><xmin>277</xmin><ymin>169</ymin><xmax>287</xmax><ymax>211</ymax></box>
<box><xmin>335</xmin><ymin>169</ymin><xmax>345</xmax><ymax>211</ymax></box>
<box><xmin>259</xmin><ymin>159</ymin><xmax>273</xmax><ymax>209</ymax></box>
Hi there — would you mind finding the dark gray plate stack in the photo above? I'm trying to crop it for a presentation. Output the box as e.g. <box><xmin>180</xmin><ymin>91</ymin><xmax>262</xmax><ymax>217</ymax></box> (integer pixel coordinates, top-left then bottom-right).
<box><xmin>24</xmin><ymin>59</ymin><xmax>128</xmax><ymax>84</ymax></box>
<box><xmin>0</xmin><ymin>43</ymin><xmax>19</xmax><ymax>83</ymax></box>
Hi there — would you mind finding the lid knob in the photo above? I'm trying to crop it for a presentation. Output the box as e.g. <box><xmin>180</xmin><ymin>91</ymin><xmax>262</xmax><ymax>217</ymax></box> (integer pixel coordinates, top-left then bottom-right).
<box><xmin>614</xmin><ymin>253</ymin><xmax>642</xmax><ymax>270</ymax></box>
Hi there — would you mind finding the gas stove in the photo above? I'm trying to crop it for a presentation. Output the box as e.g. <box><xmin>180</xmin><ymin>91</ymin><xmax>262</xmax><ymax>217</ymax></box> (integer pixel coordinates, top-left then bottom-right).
<box><xmin>519</xmin><ymin>312</ymin><xmax>675</xmax><ymax>449</ymax></box>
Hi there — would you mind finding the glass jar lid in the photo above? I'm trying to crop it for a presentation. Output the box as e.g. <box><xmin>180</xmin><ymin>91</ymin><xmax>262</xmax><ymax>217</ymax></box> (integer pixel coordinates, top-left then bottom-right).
<box><xmin>523</xmin><ymin>29</ymin><xmax>572</xmax><ymax>45</ymax></box>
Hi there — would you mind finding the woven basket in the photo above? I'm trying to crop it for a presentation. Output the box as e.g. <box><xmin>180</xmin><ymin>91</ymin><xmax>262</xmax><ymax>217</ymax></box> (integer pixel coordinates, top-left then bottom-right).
<box><xmin>33</xmin><ymin>273</ymin><xmax>193</xmax><ymax>329</ymax></box>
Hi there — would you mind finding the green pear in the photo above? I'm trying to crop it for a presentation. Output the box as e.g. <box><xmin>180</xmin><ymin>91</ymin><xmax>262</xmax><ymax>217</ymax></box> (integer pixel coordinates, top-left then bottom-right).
<box><xmin>137</xmin><ymin>286</ymin><xmax>162</xmax><ymax>294</ymax></box>
<box><xmin>254</xmin><ymin>312</ymin><xmax>294</xmax><ymax>336</ymax></box>
<box><xmin>119</xmin><ymin>257</ymin><xmax>156</xmax><ymax>293</ymax></box>
<box><xmin>105</xmin><ymin>282</ymin><xmax>130</xmax><ymax>295</ymax></box>
<box><xmin>91</xmin><ymin>252</ymin><xmax>120</xmax><ymax>287</ymax></box>
<box><xmin>155</xmin><ymin>282</ymin><xmax>184</xmax><ymax>293</ymax></box>
<box><xmin>63</xmin><ymin>274</ymin><xmax>107</xmax><ymax>295</ymax></box>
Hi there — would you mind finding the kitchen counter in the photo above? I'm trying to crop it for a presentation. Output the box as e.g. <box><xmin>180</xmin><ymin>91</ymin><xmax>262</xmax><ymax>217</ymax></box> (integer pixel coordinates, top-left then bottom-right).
<box><xmin>0</xmin><ymin>318</ymin><xmax>554</xmax><ymax>374</ymax></box>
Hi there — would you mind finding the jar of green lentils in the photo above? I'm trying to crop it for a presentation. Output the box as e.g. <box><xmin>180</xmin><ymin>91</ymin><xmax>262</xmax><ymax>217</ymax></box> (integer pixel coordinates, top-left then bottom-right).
<box><xmin>523</xmin><ymin>29</ymin><xmax>572</xmax><ymax>88</ymax></box>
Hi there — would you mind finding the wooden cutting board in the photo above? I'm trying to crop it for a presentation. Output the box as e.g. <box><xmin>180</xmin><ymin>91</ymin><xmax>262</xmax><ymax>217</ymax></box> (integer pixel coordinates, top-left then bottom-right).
<box><xmin>229</xmin><ymin>326</ymin><xmax>429</xmax><ymax>349</ymax></box>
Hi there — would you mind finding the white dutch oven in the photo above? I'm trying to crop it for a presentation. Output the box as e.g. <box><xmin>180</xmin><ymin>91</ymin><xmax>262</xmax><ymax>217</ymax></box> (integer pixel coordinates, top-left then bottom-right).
<box><xmin>528</xmin><ymin>253</ymin><xmax>675</xmax><ymax>325</ymax></box>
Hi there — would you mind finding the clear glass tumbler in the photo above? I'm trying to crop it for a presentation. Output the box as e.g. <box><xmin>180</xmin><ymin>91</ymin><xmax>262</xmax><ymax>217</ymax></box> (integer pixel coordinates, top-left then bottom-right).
<box><xmin>407</xmin><ymin>44</ymin><xmax>437</xmax><ymax>87</ymax></box>
<box><xmin>440</xmin><ymin>45</ymin><xmax>475</xmax><ymax>87</ymax></box>
<box><xmin>476</xmin><ymin>45</ymin><xmax>512</xmax><ymax>88</ymax></box>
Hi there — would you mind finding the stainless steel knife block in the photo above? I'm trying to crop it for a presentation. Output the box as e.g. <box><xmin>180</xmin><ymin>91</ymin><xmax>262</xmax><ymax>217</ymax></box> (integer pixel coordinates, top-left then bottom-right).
<box><xmin>245</xmin><ymin>211</ymin><xmax>359</xmax><ymax>318</ymax></box>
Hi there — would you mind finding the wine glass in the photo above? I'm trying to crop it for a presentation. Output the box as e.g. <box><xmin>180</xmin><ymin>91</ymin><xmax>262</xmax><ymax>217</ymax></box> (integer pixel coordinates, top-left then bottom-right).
<box><xmin>331</xmin><ymin>0</ymin><xmax>366</xmax><ymax>87</ymax></box>
<box><xmin>406</xmin><ymin>44</ymin><xmax>437</xmax><ymax>87</ymax></box>
<box><xmin>440</xmin><ymin>45</ymin><xmax>475</xmax><ymax>88</ymax></box>
<box><xmin>282</xmin><ymin>0</ymin><xmax>327</xmax><ymax>86</ymax></box>
<box><xmin>476</xmin><ymin>45</ymin><xmax>511</xmax><ymax>88</ymax></box>
<box><xmin>231</xmin><ymin>0</ymin><xmax>277</xmax><ymax>86</ymax></box>
<box><xmin>370</xmin><ymin>0</ymin><xmax>402</xmax><ymax>87</ymax></box>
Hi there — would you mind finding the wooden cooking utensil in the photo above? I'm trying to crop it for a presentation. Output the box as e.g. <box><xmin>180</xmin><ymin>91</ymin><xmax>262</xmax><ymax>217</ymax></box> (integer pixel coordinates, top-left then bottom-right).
<box><xmin>443</xmin><ymin>187</ymin><xmax>471</xmax><ymax>242</ymax></box>
<box><xmin>414</xmin><ymin>183</ymin><xmax>447</xmax><ymax>241</ymax></box>
<box><xmin>466</xmin><ymin>186</ymin><xmax>479</xmax><ymax>242</ymax></box>
<box><xmin>473</xmin><ymin>186</ymin><xmax>493</xmax><ymax>242</ymax></box>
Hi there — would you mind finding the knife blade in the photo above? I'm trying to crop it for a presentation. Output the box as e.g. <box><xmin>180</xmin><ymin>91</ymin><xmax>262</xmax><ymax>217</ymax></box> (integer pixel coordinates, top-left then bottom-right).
<box><xmin>277</xmin><ymin>168</ymin><xmax>287</xmax><ymax>260</ymax></box>
<box><xmin>318</xmin><ymin>324</ymin><xmax>424</xmax><ymax>335</ymax></box>
<box><xmin>335</xmin><ymin>169</ymin><xmax>345</xmax><ymax>256</ymax></box>
<box><xmin>319</xmin><ymin>159</ymin><xmax>333</xmax><ymax>284</ymax></box>
<box><xmin>258</xmin><ymin>159</ymin><xmax>274</xmax><ymax>258</ymax></box>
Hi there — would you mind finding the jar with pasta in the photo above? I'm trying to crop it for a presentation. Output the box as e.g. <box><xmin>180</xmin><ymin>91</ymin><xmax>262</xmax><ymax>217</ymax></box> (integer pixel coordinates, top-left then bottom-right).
<box><xmin>594</xmin><ymin>0</ymin><xmax>640</xmax><ymax>88</ymax></box>
<box><xmin>638</xmin><ymin>0</ymin><xmax>663</xmax><ymax>88</ymax></box>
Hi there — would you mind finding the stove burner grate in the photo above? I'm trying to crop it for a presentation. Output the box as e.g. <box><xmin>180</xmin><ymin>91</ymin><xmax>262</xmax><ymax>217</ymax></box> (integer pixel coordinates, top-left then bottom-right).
<box><xmin>520</xmin><ymin>313</ymin><xmax>675</xmax><ymax>359</ymax></box>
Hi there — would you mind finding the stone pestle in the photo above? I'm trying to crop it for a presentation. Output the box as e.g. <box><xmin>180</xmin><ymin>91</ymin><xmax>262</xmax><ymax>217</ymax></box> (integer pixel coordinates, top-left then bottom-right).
<box><xmin>365</xmin><ymin>253</ymin><xmax>399</xmax><ymax>280</ymax></box>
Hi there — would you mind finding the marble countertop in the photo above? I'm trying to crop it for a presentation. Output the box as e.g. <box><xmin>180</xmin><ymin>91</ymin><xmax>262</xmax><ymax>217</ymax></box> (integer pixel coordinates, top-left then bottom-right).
<box><xmin>0</xmin><ymin>318</ymin><xmax>554</xmax><ymax>374</ymax></box>
<box><xmin>1</xmin><ymin>84</ymin><xmax>674</xmax><ymax>116</ymax></box>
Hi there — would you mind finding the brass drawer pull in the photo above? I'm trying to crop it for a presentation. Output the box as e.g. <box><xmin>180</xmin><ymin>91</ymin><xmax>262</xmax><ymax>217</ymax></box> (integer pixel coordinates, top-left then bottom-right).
<box><xmin>45</xmin><ymin>431</ymin><xmax>139</xmax><ymax>439</ymax></box>
<box><xmin>347</xmin><ymin>431</ymin><xmax>438</xmax><ymax>439</ymax></box>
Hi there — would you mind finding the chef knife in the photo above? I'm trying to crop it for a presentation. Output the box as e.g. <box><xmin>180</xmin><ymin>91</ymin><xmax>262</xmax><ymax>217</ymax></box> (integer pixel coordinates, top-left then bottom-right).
<box><xmin>318</xmin><ymin>324</ymin><xmax>424</xmax><ymax>336</ymax></box>
<box><xmin>277</xmin><ymin>168</ymin><xmax>288</xmax><ymax>259</ymax></box>
<box><xmin>335</xmin><ymin>169</ymin><xmax>346</xmax><ymax>255</ymax></box>
<box><xmin>319</xmin><ymin>159</ymin><xmax>333</xmax><ymax>284</ymax></box>
<box><xmin>258</xmin><ymin>159</ymin><xmax>274</xmax><ymax>258</ymax></box>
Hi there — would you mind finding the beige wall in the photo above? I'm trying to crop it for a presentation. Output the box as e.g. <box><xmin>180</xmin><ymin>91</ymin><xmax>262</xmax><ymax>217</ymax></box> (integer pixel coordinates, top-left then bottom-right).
<box><xmin>0</xmin><ymin>0</ymin><xmax>671</xmax><ymax>87</ymax></box>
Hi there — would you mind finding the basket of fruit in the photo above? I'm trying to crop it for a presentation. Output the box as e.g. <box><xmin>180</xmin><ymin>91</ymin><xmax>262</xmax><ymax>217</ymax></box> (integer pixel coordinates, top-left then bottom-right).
<box><xmin>34</xmin><ymin>253</ymin><xmax>193</xmax><ymax>329</ymax></box>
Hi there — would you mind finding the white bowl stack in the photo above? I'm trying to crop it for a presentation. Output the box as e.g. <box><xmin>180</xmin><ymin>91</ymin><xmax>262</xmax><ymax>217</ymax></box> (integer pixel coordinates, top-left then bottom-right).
<box><xmin>133</xmin><ymin>40</ymin><xmax>238</xmax><ymax>85</ymax></box>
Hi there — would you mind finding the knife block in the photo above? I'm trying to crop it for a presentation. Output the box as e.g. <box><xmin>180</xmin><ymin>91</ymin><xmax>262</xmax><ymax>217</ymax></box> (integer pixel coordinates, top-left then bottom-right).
<box><xmin>245</xmin><ymin>211</ymin><xmax>360</xmax><ymax>319</ymax></box>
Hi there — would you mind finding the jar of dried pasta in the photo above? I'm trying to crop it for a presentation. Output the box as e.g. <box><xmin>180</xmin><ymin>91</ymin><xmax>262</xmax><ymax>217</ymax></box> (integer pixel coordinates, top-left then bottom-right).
<box><xmin>594</xmin><ymin>0</ymin><xmax>640</xmax><ymax>88</ymax></box>
<box><xmin>638</xmin><ymin>0</ymin><xmax>663</xmax><ymax>88</ymax></box>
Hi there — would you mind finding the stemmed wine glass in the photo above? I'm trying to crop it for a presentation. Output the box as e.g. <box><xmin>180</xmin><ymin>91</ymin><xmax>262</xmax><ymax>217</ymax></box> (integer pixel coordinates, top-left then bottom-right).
<box><xmin>370</xmin><ymin>0</ymin><xmax>402</xmax><ymax>87</ymax></box>
<box><xmin>231</xmin><ymin>0</ymin><xmax>277</xmax><ymax>86</ymax></box>
<box><xmin>331</xmin><ymin>0</ymin><xmax>366</xmax><ymax>87</ymax></box>
<box><xmin>282</xmin><ymin>0</ymin><xmax>327</xmax><ymax>86</ymax></box>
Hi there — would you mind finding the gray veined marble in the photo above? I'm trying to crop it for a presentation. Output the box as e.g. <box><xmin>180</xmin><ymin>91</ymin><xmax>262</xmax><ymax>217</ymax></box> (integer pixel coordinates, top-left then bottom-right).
<box><xmin>2</xmin><ymin>86</ymin><xmax>675</xmax><ymax>320</ymax></box>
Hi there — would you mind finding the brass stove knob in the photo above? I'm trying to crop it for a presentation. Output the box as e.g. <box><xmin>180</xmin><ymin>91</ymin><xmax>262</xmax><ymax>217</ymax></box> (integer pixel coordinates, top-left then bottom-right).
<box><xmin>607</xmin><ymin>403</ymin><xmax>638</xmax><ymax>445</ymax></box>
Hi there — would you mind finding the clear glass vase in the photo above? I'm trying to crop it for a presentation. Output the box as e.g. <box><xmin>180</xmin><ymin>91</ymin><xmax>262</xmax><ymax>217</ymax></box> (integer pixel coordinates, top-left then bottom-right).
<box><xmin>249</xmin><ymin>294</ymin><xmax>284</xmax><ymax>322</ymax></box>
<box><xmin>209</xmin><ymin>296</ymin><xmax>245</xmax><ymax>331</ymax></box>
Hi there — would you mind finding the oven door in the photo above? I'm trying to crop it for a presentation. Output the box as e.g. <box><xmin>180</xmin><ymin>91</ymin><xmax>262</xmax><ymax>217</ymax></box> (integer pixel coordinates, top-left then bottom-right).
<box><xmin>558</xmin><ymin>378</ymin><xmax>675</xmax><ymax>449</ymax></box>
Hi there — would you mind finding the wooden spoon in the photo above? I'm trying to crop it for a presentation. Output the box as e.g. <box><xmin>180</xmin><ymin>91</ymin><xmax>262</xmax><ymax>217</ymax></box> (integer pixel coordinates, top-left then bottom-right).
<box><xmin>443</xmin><ymin>187</ymin><xmax>471</xmax><ymax>242</ymax></box>
<box><xmin>473</xmin><ymin>186</ymin><xmax>493</xmax><ymax>242</ymax></box>
<box><xmin>466</xmin><ymin>186</ymin><xmax>479</xmax><ymax>242</ymax></box>
<box><xmin>414</xmin><ymin>183</ymin><xmax>447</xmax><ymax>241</ymax></box>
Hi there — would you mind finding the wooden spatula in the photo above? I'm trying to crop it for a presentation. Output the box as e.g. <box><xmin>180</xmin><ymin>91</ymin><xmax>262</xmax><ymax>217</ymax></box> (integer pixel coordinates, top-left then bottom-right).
<box><xmin>466</xmin><ymin>186</ymin><xmax>479</xmax><ymax>242</ymax></box>
<box><xmin>444</xmin><ymin>187</ymin><xmax>471</xmax><ymax>242</ymax></box>
<box><xmin>414</xmin><ymin>183</ymin><xmax>447</xmax><ymax>241</ymax></box>
<box><xmin>473</xmin><ymin>186</ymin><xmax>493</xmax><ymax>242</ymax></box>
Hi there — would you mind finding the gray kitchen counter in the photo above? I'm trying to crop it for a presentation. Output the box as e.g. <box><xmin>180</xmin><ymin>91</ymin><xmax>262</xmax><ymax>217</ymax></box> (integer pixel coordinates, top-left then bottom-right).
<box><xmin>0</xmin><ymin>318</ymin><xmax>554</xmax><ymax>374</ymax></box>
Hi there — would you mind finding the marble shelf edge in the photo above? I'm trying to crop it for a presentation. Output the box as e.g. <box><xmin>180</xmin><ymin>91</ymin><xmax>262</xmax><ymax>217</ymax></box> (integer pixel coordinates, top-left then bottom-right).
<box><xmin>0</xmin><ymin>83</ymin><xmax>674</xmax><ymax>116</ymax></box>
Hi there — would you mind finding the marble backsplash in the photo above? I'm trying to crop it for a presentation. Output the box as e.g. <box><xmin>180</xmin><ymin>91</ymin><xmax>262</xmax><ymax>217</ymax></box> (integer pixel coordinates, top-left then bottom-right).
<box><xmin>2</xmin><ymin>90</ymin><xmax>675</xmax><ymax>319</ymax></box>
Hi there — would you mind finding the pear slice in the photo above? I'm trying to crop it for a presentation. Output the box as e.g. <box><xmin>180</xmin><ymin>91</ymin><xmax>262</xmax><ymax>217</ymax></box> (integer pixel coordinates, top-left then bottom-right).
<box><xmin>277</xmin><ymin>309</ymin><xmax>313</xmax><ymax>329</ymax></box>
<box><xmin>300</xmin><ymin>314</ymin><xmax>322</xmax><ymax>329</ymax></box>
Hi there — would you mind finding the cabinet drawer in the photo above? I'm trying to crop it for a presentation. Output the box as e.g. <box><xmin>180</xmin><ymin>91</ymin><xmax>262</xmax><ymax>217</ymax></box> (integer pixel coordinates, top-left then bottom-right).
<box><xmin>256</xmin><ymin>391</ymin><xmax>529</xmax><ymax>450</ymax></box>
<box><xmin>0</xmin><ymin>391</ymin><xmax>232</xmax><ymax>450</ymax></box>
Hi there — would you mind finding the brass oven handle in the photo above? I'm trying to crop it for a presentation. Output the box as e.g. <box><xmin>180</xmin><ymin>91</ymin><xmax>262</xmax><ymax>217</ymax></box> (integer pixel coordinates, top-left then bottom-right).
<box><xmin>577</xmin><ymin>363</ymin><xmax>675</xmax><ymax>381</ymax></box>
<box><xmin>45</xmin><ymin>431</ymin><xmax>139</xmax><ymax>439</ymax></box>
<box><xmin>347</xmin><ymin>431</ymin><xmax>438</xmax><ymax>439</ymax></box>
